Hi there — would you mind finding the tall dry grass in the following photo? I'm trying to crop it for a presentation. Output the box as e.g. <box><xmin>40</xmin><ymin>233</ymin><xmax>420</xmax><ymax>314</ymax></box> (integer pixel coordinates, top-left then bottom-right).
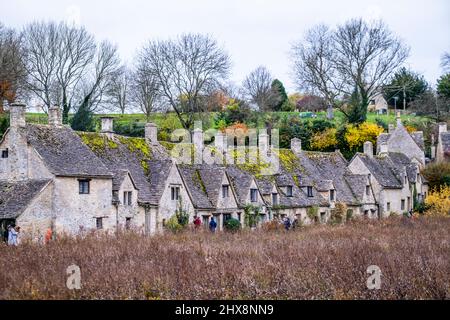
<box><xmin>0</xmin><ymin>216</ymin><xmax>448</xmax><ymax>300</ymax></box>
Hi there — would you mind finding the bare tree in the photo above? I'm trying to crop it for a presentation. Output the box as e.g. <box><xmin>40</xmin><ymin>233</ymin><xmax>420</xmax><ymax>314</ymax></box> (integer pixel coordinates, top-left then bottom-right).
<box><xmin>107</xmin><ymin>65</ymin><xmax>131</xmax><ymax>114</ymax></box>
<box><xmin>0</xmin><ymin>23</ymin><xmax>26</xmax><ymax>112</ymax></box>
<box><xmin>241</xmin><ymin>66</ymin><xmax>275</xmax><ymax>111</ymax></box>
<box><xmin>130</xmin><ymin>56</ymin><xmax>161</xmax><ymax>120</ymax></box>
<box><xmin>291</xmin><ymin>18</ymin><xmax>409</xmax><ymax>122</ymax></box>
<box><xmin>75</xmin><ymin>41</ymin><xmax>121</xmax><ymax>113</ymax></box>
<box><xmin>140</xmin><ymin>33</ymin><xmax>231</xmax><ymax>129</ymax></box>
<box><xmin>291</xmin><ymin>25</ymin><xmax>343</xmax><ymax>110</ymax></box>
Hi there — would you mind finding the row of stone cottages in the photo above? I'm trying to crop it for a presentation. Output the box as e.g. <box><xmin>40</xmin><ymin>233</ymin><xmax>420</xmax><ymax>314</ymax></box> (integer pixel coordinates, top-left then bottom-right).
<box><xmin>0</xmin><ymin>103</ymin><xmax>433</xmax><ymax>240</ymax></box>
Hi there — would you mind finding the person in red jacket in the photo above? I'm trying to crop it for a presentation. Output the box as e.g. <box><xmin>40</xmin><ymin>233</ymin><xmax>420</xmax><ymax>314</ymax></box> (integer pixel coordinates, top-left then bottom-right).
<box><xmin>193</xmin><ymin>216</ymin><xmax>201</xmax><ymax>229</ymax></box>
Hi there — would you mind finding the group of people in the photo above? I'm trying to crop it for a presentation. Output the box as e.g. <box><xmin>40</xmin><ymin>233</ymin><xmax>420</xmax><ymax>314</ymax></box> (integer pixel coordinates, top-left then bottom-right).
<box><xmin>282</xmin><ymin>216</ymin><xmax>299</xmax><ymax>231</ymax></box>
<box><xmin>193</xmin><ymin>216</ymin><xmax>218</xmax><ymax>233</ymax></box>
<box><xmin>3</xmin><ymin>225</ymin><xmax>21</xmax><ymax>246</ymax></box>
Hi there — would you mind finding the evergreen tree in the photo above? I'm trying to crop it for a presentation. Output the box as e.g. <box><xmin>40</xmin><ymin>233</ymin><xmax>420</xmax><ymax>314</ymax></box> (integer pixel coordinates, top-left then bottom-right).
<box><xmin>270</xmin><ymin>79</ymin><xmax>288</xmax><ymax>111</ymax></box>
<box><xmin>437</xmin><ymin>73</ymin><xmax>450</xmax><ymax>99</ymax></box>
<box><xmin>383</xmin><ymin>68</ymin><xmax>428</xmax><ymax>108</ymax></box>
<box><xmin>70</xmin><ymin>104</ymin><xmax>95</xmax><ymax>132</ymax></box>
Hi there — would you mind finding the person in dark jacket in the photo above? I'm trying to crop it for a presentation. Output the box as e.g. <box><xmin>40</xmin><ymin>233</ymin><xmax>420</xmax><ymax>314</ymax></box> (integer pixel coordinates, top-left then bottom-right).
<box><xmin>209</xmin><ymin>217</ymin><xmax>217</xmax><ymax>232</ymax></box>
<box><xmin>283</xmin><ymin>217</ymin><xmax>291</xmax><ymax>231</ymax></box>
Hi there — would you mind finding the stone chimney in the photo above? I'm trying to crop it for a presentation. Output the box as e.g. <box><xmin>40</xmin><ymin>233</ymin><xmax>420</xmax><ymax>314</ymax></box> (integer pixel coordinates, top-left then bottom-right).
<box><xmin>193</xmin><ymin>128</ymin><xmax>203</xmax><ymax>164</ymax></box>
<box><xmin>430</xmin><ymin>134</ymin><xmax>436</xmax><ymax>159</ymax></box>
<box><xmin>9</xmin><ymin>102</ymin><xmax>26</xmax><ymax>128</ymax></box>
<box><xmin>8</xmin><ymin>102</ymin><xmax>28</xmax><ymax>181</ymax></box>
<box><xmin>363</xmin><ymin>141</ymin><xmax>373</xmax><ymax>158</ymax></box>
<box><xmin>388</xmin><ymin>123</ymin><xmax>395</xmax><ymax>133</ymax></box>
<box><xmin>215</xmin><ymin>131</ymin><xmax>225</xmax><ymax>153</ymax></box>
<box><xmin>438</xmin><ymin>122</ymin><xmax>447</xmax><ymax>134</ymax></box>
<box><xmin>145</xmin><ymin>122</ymin><xmax>158</xmax><ymax>145</ymax></box>
<box><xmin>291</xmin><ymin>138</ymin><xmax>302</xmax><ymax>153</ymax></box>
<box><xmin>100</xmin><ymin>116</ymin><xmax>114</xmax><ymax>133</ymax></box>
<box><xmin>259</xmin><ymin>129</ymin><xmax>269</xmax><ymax>153</ymax></box>
<box><xmin>379</xmin><ymin>142</ymin><xmax>389</xmax><ymax>155</ymax></box>
<box><xmin>48</xmin><ymin>106</ymin><xmax>62</xmax><ymax>127</ymax></box>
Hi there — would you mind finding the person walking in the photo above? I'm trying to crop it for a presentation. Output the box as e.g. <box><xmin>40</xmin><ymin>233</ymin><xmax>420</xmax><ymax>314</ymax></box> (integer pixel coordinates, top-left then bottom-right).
<box><xmin>193</xmin><ymin>216</ymin><xmax>201</xmax><ymax>229</ymax></box>
<box><xmin>8</xmin><ymin>225</ymin><xmax>18</xmax><ymax>246</ymax></box>
<box><xmin>209</xmin><ymin>217</ymin><xmax>217</xmax><ymax>233</ymax></box>
<box><xmin>44</xmin><ymin>227</ymin><xmax>53</xmax><ymax>244</ymax></box>
<box><xmin>283</xmin><ymin>217</ymin><xmax>291</xmax><ymax>231</ymax></box>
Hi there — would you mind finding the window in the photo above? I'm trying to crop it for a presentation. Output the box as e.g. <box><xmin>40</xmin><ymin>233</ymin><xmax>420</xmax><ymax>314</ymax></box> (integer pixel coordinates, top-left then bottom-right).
<box><xmin>387</xmin><ymin>202</ymin><xmax>391</xmax><ymax>211</ymax></box>
<box><xmin>202</xmin><ymin>216</ymin><xmax>209</xmax><ymax>226</ymax></box>
<box><xmin>401</xmin><ymin>199</ymin><xmax>405</xmax><ymax>211</ymax></box>
<box><xmin>286</xmin><ymin>186</ymin><xmax>293</xmax><ymax>197</ymax></box>
<box><xmin>320</xmin><ymin>212</ymin><xmax>326</xmax><ymax>223</ymax></box>
<box><xmin>416</xmin><ymin>173</ymin><xmax>420</xmax><ymax>183</ymax></box>
<box><xmin>364</xmin><ymin>210</ymin><xmax>369</xmax><ymax>217</ymax></box>
<box><xmin>223</xmin><ymin>213</ymin><xmax>232</xmax><ymax>222</ymax></box>
<box><xmin>237</xmin><ymin>212</ymin><xmax>241</xmax><ymax>222</ymax></box>
<box><xmin>330</xmin><ymin>189</ymin><xmax>335</xmax><ymax>201</ymax></box>
<box><xmin>369</xmin><ymin>99</ymin><xmax>375</xmax><ymax>105</ymax></box>
<box><xmin>250</xmin><ymin>189</ymin><xmax>258</xmax><ymax>202</ymax></box>
<box><xmin>96</xmin><ymin>217</ymin><xmax>103</xmax><ymax>230</ymax></box>
<box><xmin>222</xmin><ymin>185</ymin><xmax>229</xmax><ymax>198</ymax></box>
<box><xmin>272</xmin><ymin>193</ymin><xmax>278</xmax><ymax>205</ymax></box>
<box><xmin>79</xmin><ymin>180</ymin><xmax>90</xmax><ymax>194</ymax></box>
<box><xmin>125</xmin><ymin>217</ymin><xmax>131</xmax><ymax>230</ymax></box>
<box><xmin>1</xmin><ymin>149</ymin><xmax>8</xmax><ymax>158</ymax></box>
<box><xmin>407</xmin><ymin>197</ymin><xmax>411</xmax><ymax>211</ymax></box>
<box><xmin>404</xmin><ymin>176</ymin><xmax>407</xmax><ymax>184</ymax></box>
<box><xmin>366</xmin><ymin>185</ymin><xmax>370</xmax><ymax>196</ymax></box>
<box><xmin>123</xmin><ymin>191</ymin><xmax>132</xmax><ymax>206</ymax></box>
<box><xmin>307</xmin><ymin>186</ymin><xmax>313</xmax><ymax>197</ymax></box>
<box><xmin>171</xmin><ymin>186</ymin><xmax>180</xmax><ymax>201</ymax></box>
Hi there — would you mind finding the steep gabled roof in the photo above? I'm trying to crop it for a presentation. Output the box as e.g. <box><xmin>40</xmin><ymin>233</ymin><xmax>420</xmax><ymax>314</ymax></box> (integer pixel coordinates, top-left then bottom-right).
<box><xmin>148</xmin><ymin>160</ymin><xmax>174</xmax><ymax>205</ymax></box>
<box><xmin>226</xmin><ymin>166</ymin><xmax>254</xmax><ymax>207</ymax></box>
<box><xmin>388</xmin><ymin>152</ymin><xmax>418</xmax><ymax>183</ymax></box>
<box><xmin>343</xmin><ymin>174</ymin><xmax>369</xmax><ymax>203</ymax></box>
<box><xmin>23</xmin><ymin>125</ymin><xmax>112</xmax><ymax>178</ymax></box>
<box><xmin>357</xmin><ymin>154</ymin><xmax>403</xmax><ymax>189</ymax></box>
<box><xmin>0</xmin><ymin>179</ymin><xmax>51</xmax><ymax>219</ymax></box>
<box><xmin>177</xmin><ymin>165</ymin><xmax>214</xmax><ymax>209</ymax></box>
<box><xmin>79</xmin><ymin>132</ymin><xmax>171</xmax><ymax>205</ymax></box>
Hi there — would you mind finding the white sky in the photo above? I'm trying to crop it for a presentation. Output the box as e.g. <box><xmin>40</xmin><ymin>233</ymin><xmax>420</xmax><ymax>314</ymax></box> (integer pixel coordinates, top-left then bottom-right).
<box><xmin>1</xmin><ymin>0</ymin><xmax>449</xmax><ymax>92</ymax></box>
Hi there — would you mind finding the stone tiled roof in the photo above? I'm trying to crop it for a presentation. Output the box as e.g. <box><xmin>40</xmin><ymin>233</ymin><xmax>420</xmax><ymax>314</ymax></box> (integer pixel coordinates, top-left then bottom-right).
<box><xmin>387</xmin><ymin>152</ymin><xmax>417</xmax><ymax>183</ymax></box>
<box><xmin>255</xmin><ymin>177</ymin><xmax>275</xmax><ymax>195</ymax></box>
<box><xmin>177</xmin><ymin>165</ymin><xmax>214</xmax><ymax>209</ymax></box>
<box><xmin>343</xmin><ymin>174</ymin><xmax>368</xmax><ymax>203</ymax></box>
<box><xmin>303</xmin><ymin>151</ymin><xmax>361</xmax><ymax>205</ymax></box>
<box><xmin>79</xmin><ymin>132</ymin><xmax>171</xmax><ymax>205</ymax></box>
<box><xmin>0</xmin><ymin>179</ymin><xmax>51</xmax><ymax>219</ymax></box>
<box><xmin>226</xmin><ymin>166</ymin><xmax>254</xmax><ymax>207</ymax></box>
<box><xmin>411</xmin><ymin>132</ymin><xmax>425</xmax><ymax>151</ymax></box>
<box><xmin>23</xmin><ymin>125</ymin><xmax>112</xmax><ymax>178</ymax></box>
<box><xmin>357</xmin><ymin>154</ymin><xmax>403</xmax><ymax>188</ymax></box>
<box><xmin>148</xmin><ymin>160</ymin><xmax>173</xmax><ymax>205</ymax></box>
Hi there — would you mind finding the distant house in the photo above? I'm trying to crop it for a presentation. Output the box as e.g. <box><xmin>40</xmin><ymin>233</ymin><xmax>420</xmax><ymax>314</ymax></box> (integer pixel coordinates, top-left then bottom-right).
<box><xmin>435</xmin><ymin>123</ymin><xmax>450</xmax><ymax>162</ymax></box>
<box><xmin>368</xmin><ymin>93</ymin><xmax>388</xmax><ymax>114</ymax></box>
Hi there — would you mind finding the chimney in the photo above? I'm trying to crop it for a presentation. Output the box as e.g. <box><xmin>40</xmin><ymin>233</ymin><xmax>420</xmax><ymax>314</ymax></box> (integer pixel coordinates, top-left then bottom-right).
<box><xmin>438</xmin><ymin>123</ymin><xmax>447</xmax><ymax>134</ymax></box>
<box><xmin>291</xmin><ymin>138</ymin><xmax>302</xmax><ymax>153</ymax></box>
<box><xmin>145</xmin><ymin>122</ymin><xmax>158</xmax><ymax>145</ymax></box>
<box><xmin>259</xmin><ymin>129</ymin><xmax>269</xmax><ymax>153</ymax></box>
<box><xmin>379</xmin><ymin>142</ymin><xmax>388</xmax><ymax>155</ymax></box>
<box><xmin>48</xmin><ymin>106</ymin><xmax>62</xmax><ymax>127</ymax></box>
<box><xmin>9</xmin><ymin>102</ymin><xmax>26</xmax><ymax>128</ymax></box>
<box><xmin>215</xmin><ymin>131</ymin><xmax>225</xmax><ymax>152</ymax></box>
<box><xmin>430</xmin><ymin>134</ymin><xmax>436</xmax><ymax>159</ymax></box>
<box><xmin>193</xmin><ymin>128</ymin><xmax>203</xmax><ymax>164</ymax></box>
<box><xmin>388</xmin><ymin>123</ymin><xmax>395</xmax><ymax>133</ymax></box>
<box><xmin>396</xmin><ymin>111</ymin><xmax>402</xmax><ymax>126</ymax></box>
<box><xmin>363</xmin><ymin>141</ymin><xmax>373</xmax><ymax>158</ymax></box>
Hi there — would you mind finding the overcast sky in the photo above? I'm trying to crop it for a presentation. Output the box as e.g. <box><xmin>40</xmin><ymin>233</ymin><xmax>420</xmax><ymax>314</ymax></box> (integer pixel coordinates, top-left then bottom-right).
<box><xmin>1</xmin><ymin>0</ymin><xmax>449</xmax><ymax>92</ymax></box>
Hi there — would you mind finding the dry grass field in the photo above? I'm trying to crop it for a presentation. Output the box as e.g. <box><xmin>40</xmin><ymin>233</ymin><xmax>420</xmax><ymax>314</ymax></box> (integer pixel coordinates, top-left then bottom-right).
<box><xmin>0</xmin><ymin>216</ymin><xmax>448</xmax><ymax>300</ymax></box>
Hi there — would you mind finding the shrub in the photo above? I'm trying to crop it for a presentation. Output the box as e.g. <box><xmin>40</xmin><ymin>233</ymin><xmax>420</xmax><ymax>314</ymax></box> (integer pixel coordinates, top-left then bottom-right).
<box><xmin>310</xmin><ymin>128</ymin><xmax>338</xmax><ymax>151</ymax></box>
<box><xmin>165</xmin><ymin>215</ymin><xmax>183</xmax><ymax>233</ymax></box>
<box><xmin>330</xmin><ymin>203</ymin><xmax>346</xmax><ymax>224</ymax></box>
<box><xmin>424</xmin><ymin>185</ymin><xmax>450</xmax><ymax>216</ymax></box>
<box><xmin>421</xmin><ymin>162</ymin><xmax>450</xmax><ymax>189</ymax></box>
<box><xmin>345</xmin><ymin>122</ymin><xmax>384</xmax><ymax>151</ymax></box>
<box><xmin>176</xmin><ymin>208</ymin><xmax>190</xmax><ymax>227</ymax></box>
<box><xmin>307</xmin><ymin>206</ymin><xmax>319</xmax><ymax>222</ymax></box>
<box><xmin>346</xmin><ymin>209</ymin><xmax>354</xmax><ymax>221</ymax></box>
<box><xmin>224</xmin><ymin>218</ymin><xmax>241</xmax><ymax>232</ymax></box>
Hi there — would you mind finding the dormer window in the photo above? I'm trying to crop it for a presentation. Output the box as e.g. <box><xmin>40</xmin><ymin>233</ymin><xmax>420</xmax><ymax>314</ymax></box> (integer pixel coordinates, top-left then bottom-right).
<box><xmin>404</xmin><ymin>175</ymin><xmax>407</xmax><ymax>184</ymax></box>
<box><xmin>222</xmin><ymin>185</ymin><xmax>229</xmax><ymax>198</ymax></box>
<box><xmin>250</xmin><ymin>189</ymin><xmax>258</xmax><ymax>202</ymax></box>
<box><xmin>272</xmin><ymin>193</ymin><xmax>278</xmax><ymax>205</ymax></box>
<box><xmin>366</xmin><ymin>185</ymin><xmax>370</xmax><ymax>196</ymax></box>
<box><xmin>123</xmin><ymin>191</ymin><xmax>132</xmax><ymax>206</ymax></box>
<box><xmin>307</xmin><ymin>186</ymin><xmax>313</xmax><ymax>197</ymax></box>
<box><xmin>330</xmin><ymin>189</ymin><xmax>335</xmax><ymax>201</ymax></box>
<box><xmin>286</xmin><ymin>186</ymin><xmax>293</xmax><ymax>197</ymax></box>
<box><xmin>416</xmin><ymin>173</ymin><xmax>420</xmax><ymax>183</ymax></box>
<box><xmin>1</xmin><ymin>149</ymin><xmax>8</xmax><ymax>158</ymax></box>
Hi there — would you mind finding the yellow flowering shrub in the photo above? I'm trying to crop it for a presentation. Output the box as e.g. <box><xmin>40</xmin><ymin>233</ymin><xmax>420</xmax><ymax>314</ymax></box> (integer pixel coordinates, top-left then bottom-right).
<box><xmin>345</xmin><ymin>122</ymin><xmax>384</xmax><ymax>150</ymax></box>
<box><xmin>424</xmin><ymin>185</ymin><xmax>450</xmax><ymax>216</ymax></box>
<box><xmin>310</xmin><ymin>128</ymin><xmax>338</xmax><ymax>151</ymax></box>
